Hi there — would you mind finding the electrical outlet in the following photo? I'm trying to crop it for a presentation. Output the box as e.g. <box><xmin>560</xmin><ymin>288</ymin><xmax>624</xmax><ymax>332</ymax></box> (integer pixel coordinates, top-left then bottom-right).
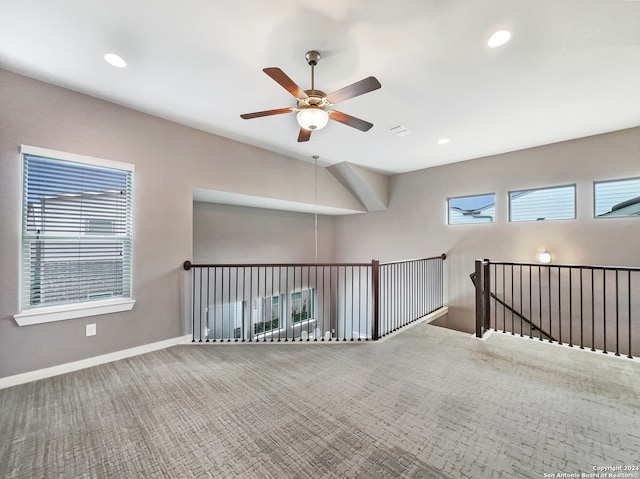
<box><xmin>86</xmin><ymin>323</ymin><xmax>96</xmax><ymax>336</ymax></box>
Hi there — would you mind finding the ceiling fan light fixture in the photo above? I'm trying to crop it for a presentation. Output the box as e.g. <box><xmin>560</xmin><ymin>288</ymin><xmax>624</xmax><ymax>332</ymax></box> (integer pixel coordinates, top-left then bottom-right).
<box><xmin>488</xmin><ymin>30</ymin><xmax>511</xmax><ymax>48</ymax></box>
<box><xmin>104</xmin><ymin>53</ymin><xmax>127</xmax><ymax>68</ymax></box>
<box><xmin>297</xmin><ymin>107</ymin><xmax>329</xmax><ymax>131</ymax></box>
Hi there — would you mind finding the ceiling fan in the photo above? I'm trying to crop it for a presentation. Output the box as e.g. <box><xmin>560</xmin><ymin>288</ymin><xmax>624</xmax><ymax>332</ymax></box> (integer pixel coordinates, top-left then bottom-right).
<box><xmin>240</xmin><ymin>51</ymin><xmax>382</xmax><ymax>142</ymax></box>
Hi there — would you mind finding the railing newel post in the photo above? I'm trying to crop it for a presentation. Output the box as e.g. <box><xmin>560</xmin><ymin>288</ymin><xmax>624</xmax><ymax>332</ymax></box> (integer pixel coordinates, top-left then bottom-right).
<box><xmin>474</xmin><ymin>260</ymin><xmax>483</xmax><ymax>338</ymax></box>
<box><xmin>484</xmin><ymin>259</ymin><xmax>492</xmax><ymax>335</ymax></box>
<box><xmin>372</xmin><ymin>259</ymin><xmax>380</xmax><ymax>341</ymax></box>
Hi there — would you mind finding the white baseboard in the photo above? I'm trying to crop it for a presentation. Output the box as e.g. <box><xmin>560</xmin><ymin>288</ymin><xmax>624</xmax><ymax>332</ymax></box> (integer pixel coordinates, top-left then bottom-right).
<box><xmin>0</xmin><ymin>334</ymin><xmax>192</xmax><ymax>390</ymax></box>
<box><xmin>376</xmin><ymin>306</ymin><xmax>449</xmax><ymax>343</ymax></box>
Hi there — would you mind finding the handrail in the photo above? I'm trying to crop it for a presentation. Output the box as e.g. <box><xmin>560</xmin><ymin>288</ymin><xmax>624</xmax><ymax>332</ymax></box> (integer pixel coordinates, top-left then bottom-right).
<box><xmin>470</xmin><ymin>272</ymin><xmax>556</xmax><ymax>341</ymax></box>
<box><xmin>380</xmin><ymin>253</ymin><xmax>447</xmax><ymax>266</ymax></box>
<box><xmin>473</xmin><ymin>258</ymin><xmax>637</xmax><ymax>359</ymax></box>
<box><xmin>483</xmin><ymin>260</ymin><xmax>640</xmax><ymax>273</ymax></box>
<box><xmin>490</xmin><ymin>291</ymin><xmax>556</xmax><ymax>342</ymax></box>
<box><xmin>184</xmin><ymin>260</ymin><xmax>372</xmax><ymax>270</ymax></box>
<box><xmin>184</xmin><ymin>254</ymin><xmax>447</xmax><ymax>343</ymax></box>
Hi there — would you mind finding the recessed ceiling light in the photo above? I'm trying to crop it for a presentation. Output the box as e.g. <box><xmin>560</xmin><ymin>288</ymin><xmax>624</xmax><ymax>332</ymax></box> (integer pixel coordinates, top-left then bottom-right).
<box><xmin>488</xmin><ymin>30</ymin><xmax>511</xmax><ymax>48</ymax></box>
<box><xmin>104</xmin><ymin>53</ymin><xmax>126</xmax><ymax>68</ymax></box>
<box><xmin>437</xmin><ymin>138</ymin><xmax>450</xmax><ymax>145</ymax></box>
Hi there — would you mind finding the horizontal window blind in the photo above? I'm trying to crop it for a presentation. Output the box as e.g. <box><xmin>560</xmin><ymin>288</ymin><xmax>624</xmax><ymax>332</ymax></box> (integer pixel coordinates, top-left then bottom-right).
<box><xmin>22</xmin><ymin>153</ymin><xmax>133</xmax><ymax>310</ymax></box>
<box><xmin>509</xmin><ymin>185</ymin><xmax>575</xmax><ymax>222</ymax></box>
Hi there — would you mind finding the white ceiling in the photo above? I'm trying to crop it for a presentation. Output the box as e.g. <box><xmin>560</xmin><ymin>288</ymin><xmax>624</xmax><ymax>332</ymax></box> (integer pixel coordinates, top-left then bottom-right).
<box><xmin>1</xmin><ymin>0</ymin><xmax>639</xmax><ymax>175</ymax></box>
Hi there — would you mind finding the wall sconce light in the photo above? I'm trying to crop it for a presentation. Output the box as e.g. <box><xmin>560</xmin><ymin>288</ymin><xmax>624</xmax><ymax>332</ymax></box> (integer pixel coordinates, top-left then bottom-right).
<box><xmin>539</xmin><ymin>249</ymin><xmax>552</xmax><ymax>264</ymax></box>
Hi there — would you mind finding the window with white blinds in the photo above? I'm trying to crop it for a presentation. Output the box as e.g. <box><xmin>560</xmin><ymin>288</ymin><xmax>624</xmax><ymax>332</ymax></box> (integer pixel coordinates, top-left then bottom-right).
<box><xmin>20</xmin><ymin>147</ymin><xmax>134</xmax><ymax>315</ymax></box>
<box><xmin>594</xmin><ymin>177</ymin><xmax>640</xmax><ymax>218</ymax></box>
<box><xmin>509</xmin><ymin>185</ymin><xmax>576</xmax><ymax>222</ymax></box>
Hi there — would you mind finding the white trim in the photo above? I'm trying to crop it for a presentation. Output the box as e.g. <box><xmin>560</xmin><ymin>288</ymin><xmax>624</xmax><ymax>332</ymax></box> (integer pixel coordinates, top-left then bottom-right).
<box><xmin>473</xmin><ymin>329</ymin><xmax>494</xmax><ymax>341</ymax></box>
<box><xmin>14</xmin><ymin>299</ymin><xmax>136</xmax><ymax>326</ymax></box>
<box><xmin>0</xmin><ymin>334</ymin><xmax>192</xmax><ymax>390</ymax></box>
<box><xmin>491</xmin><ymin>329</ymin><xmax>640</xmax><ymax>363</ymax></box>
<box><xmin>21</xmin><ymin>144</ymin><xmax>135</xmax><ymax>172</ymax></box>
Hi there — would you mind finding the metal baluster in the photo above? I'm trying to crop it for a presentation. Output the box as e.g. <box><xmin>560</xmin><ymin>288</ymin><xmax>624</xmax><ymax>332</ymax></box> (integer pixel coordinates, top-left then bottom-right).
<box><xmin>580</xmin><ymin>268</ymin><xmax>584</xmax><ymax>349</ymax></box>
<box><xmin>191</xmin><ymin>267</ymin><xmax>196</xmax><ymax>342</ymax></box>
<box><xmin>591</xmin><ymin>268</ymin><xmax>595</xmax><ymax>352</ymax></box>
<box><xmin>529</xmin><ymin>266</ymin><xmax>533</xmax><ymax>339</ymax></box>
<box><xmin>213</xmin><ymin>267</ymin><xmax>217</xmax><ymax>342</ymax></box>
<box><xmin>248</xmin><ymin>267</ymin><xmax>253</xmax><ymax>342</ymax></box>
<box><xmin>331</xmin><ymin>265</ymin><xmax>334</xmax><ymax>340</ymax></box>
<box><xmin>206</xmin><ymin>268</ymin><xmax>211</xmax><ymax>342</ymax></box>
<box><xmin>569</xmin><ymin>267</ymin><xmax>573</xmax><ymax>347</ymax></box>
<box><xmin>350</xmin><ymin>266</ymin><xmax>355</xmax><ymax>340</ymax></box>
<box><xmin>343</xmin><ymin>266</ymin><xmax>347</xmax><ymax>340</ymax></box>
<box><xmin>539</xmin><ymin>266</ymin><xmax>543</xmax><ymax>341</ymax></box>
<box><xmin>511</xmin><ymin>264</ymin><xmax>515</xmax><ymax>335</ymax></box>
<box><xmin>198</xmin><ymin>268</ymin><xmax>203</xmax><ymax>342</ymax></box>
<box><xmin>603</xmin><ymin>269</ymin><xmax>607</xmax><ymax>354</ymax></box>
<box><xmin>285</xmin><ymin>266</ymin><xmax>290</xmax><ymax>342</ymax></box>
<box><xmin>362</xmin><ymin>266</ymin><xmax>367</xmax><ymax>341</ymax></box>
<box><xmin>269</xmin><ymin>267</ymin><xmax>274</xmax><ymax>342</ymax></box>
<box><xmin>548</xmin><ymin>266</ymin><xmax>552</xmax><ymax>343</ymax></box>
<box><xmin>615</xmin><ymin>270</ymin><xmax>619</xmax><ymax>356</ymax></box>
<box><xmin>306</xmin><ymin>266</ymin><xmax>311</xmax><ymax>341</ymax></box>
<box><xmin>558</xmin><ymin>266</ymin><xmax>562</xmax><ymax>345</ymax></box>
<box><xmin>235</xmin><ymin>267</ymin><xmax>239</xmax><ymax>342</ymax></box>
<box><xmin>356</xmin><ymin>266</ymin><xmax>361</xmax><ymax>340</ymax></box>
<box><xmin>628</xmin><ymin>271</ymin><xmax>632</xmax><ymax>359</ymax></box>
<box><xmin>519</xmin><ymin>265</ymin><xmax>523</xmax><ymax>337</ymax></box>
<box><xmin>278</xmin><ymin>266</ymin><xmax>282</xmax><ymax>342</ymax></box>
<box><xmin>314</xmin><ymin>265</ymin><xmax>318</xmax><ymax>342</ymax></box>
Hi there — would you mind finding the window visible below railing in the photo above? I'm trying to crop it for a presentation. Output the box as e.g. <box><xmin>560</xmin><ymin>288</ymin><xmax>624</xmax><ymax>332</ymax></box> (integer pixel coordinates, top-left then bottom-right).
<box><xmin>184</xmin><ymin>255</ymin><xmax>447</xmax><ymax>343</ymax></box>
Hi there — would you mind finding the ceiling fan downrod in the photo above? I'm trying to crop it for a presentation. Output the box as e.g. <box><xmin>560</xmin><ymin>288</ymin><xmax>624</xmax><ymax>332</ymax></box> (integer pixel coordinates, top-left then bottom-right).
<box><xmin>305</xmin><ymin>50</ymin><xmax>321</xmax><ymax>91</ymax></box>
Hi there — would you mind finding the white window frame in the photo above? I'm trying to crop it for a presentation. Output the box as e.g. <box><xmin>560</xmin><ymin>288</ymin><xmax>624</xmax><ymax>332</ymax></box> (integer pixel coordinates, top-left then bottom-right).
<box><xmin>291</xmin><ymin>288</ymin><xmax>316</xmax><ymax>325</ymax></box>
<box><xmin>14</xmin><ymin>145</ymin><xmax>135</xmax><ymax>326</ymax></box>
<box><xmin>253</xmin><ymin>294</ymin><xmax>285</xmax><ymax>339</ymax></box>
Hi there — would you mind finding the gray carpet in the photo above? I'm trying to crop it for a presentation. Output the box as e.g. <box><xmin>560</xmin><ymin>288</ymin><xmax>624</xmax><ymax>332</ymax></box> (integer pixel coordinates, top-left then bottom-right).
<box><xmin>1</xmin><ymin>321</ymin><xmax>639</xmax><ymax>478</ymax></box>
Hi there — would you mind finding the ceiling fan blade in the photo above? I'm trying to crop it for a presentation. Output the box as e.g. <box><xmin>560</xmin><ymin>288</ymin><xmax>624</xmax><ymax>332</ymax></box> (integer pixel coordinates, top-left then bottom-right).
<box><xmin>329</xmin><ymin>110</ymin><xmax>373</xmax><ymax>132</ymax></box>
<box><xmin>297</xmin><ymin>128</ymin><xmax>312</xmax><ymax>142</ymax></box>
<box><xmin>263</xmin><ymin>67</ymin><xmax>308</xmax><ymax>99</ymax></box>
<box><xmin>240</xmin><ymin>108</ymin><xmax>294</xmax><ymax>119</ymax></box>
<box><xmin>326</xmin><ymin>76</ymin><xmax>381</xmax><ymax>104</ymax></box>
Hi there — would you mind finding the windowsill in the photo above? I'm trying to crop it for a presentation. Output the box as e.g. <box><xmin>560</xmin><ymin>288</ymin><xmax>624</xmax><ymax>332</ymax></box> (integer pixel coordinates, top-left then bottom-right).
<box><xmin>14</xmin><ymin>298</ymin><xmax>136</xmax><ymax>326</ymax></box>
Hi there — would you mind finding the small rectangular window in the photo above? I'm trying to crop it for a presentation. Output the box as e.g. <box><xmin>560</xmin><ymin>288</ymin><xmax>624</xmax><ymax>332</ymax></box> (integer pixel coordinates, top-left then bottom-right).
<box><xmin>20</xmin><ymin>147</ymin><xmax>134</xmax><ymax>314</ymax></box>
<box><xmin>206</xmin><ymin>302</ymin><xmax>245</xmax><ymax>340</ymax></box>
<box><xmin>253</xmin><ymin>295</ymin><xmax>283</xmax><ymax>336</ymax></box>
<box><xmin>509</xmin><ymin>185</ymin><xmax>575</xmax><ymax>222</ymax></box>
<box><xmin>594</xmin><ymin>177</ymin><xmax>640</xmax><ymax>218</ymax></box>
<box><xmin>291</xmin><ymin>289</ymin><xmax>315</xmax><ymax>324</ymax></box>
<box><xmin>447</xmin><ymin>194</ymin><xmax>495</xmax><ymax>224</ymax></box>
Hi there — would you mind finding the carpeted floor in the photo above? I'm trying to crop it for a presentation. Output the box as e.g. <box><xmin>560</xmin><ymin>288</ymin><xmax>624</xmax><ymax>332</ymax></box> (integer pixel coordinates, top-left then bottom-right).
<box><xmin>1</xmin><ymin>320</ymin><xmax>639</xmax><ymax>478</ymax></box>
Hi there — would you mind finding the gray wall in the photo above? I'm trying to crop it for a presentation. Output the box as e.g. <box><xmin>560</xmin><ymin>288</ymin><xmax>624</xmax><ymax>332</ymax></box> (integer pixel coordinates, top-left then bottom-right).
<box><xmin>0</xmin><ymin>69</ymin><xmax>359</xmax><ymax>379</ymax></box>
<box><xmin>193</xmin><ymin>202</ymin><xmax>335</xmax><ymax>264</ymax></box>
<box><xmin>333</xmin><ymin>127</ymin><xmax>640</xmax><ymax>332</ymax></box>
<box><xmin>2</xmin><ymin>66</ymin><xmax>638</xmax><ymax>379</ymax></box>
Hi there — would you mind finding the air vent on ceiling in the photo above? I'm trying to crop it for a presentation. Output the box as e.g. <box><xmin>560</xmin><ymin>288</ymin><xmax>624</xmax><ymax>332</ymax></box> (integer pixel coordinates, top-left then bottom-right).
<box><xmin>388</xmin><ymin>125</ymin><xmax>412</xmax><ymax>137</ymax></box>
